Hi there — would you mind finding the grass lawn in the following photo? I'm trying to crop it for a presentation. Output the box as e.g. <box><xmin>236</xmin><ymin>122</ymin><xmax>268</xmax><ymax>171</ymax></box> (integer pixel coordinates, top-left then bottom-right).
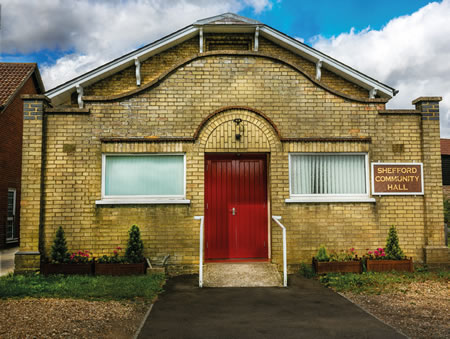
<box><xmin>0</xmin><ymin>273</ymin><xmax>165</xmax><ymax>301</ymax></box>
<box><xmin>317</xmin><ymin>269</ymin><xmax>449</xmax><ymax>294</ymax></box>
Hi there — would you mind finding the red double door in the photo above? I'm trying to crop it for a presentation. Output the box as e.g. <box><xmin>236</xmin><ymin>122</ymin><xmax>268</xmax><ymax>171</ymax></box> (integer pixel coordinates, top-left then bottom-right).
<box><xmin>205</xmin><ymin>154</ymin><xmax>268</xmax><ymax>260</ymax></box>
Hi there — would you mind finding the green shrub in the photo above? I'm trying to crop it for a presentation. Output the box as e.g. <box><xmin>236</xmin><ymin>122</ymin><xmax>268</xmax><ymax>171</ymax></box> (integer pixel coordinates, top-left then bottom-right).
<box><xmin>51</xmin><ymin>227</ymin><xmax>70</xmax><ymax>263</ymax></box>
<box><xmin>299</xmin><ymin>263</ymin><xmax>316</xmax><ymax>278</ymax></box>
<box><xmin>315</xmin><ymin>245</ymin><xmax>330</xmax><ymax>262</ymax></box>
<box><xmin>385</xmin><ymin>225</ymin><xmax>405</xmax><ymax>260</ymax></box>
<box><xmin>125</xmin><ymin>225</ymin><xmax>144</xmax><ymax>263</ymax></box>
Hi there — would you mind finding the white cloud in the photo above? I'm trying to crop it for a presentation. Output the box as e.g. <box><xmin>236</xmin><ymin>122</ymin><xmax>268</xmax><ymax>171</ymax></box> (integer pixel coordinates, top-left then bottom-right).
<box><xmin>311</xmin><ymin>0</ymin><xmax>450</xmax><ymax>137</ymax></box>
<box><xmin>0</xmin><ymin>0</ymin><xmax>276</xmax><ymax>89</ymax></box>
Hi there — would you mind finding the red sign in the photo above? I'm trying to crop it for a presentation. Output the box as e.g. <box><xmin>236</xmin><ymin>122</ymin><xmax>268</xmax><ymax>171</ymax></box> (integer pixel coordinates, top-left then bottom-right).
<box><xmin>372</xmin><ymin>163</ymin><xmax>423</xmax><ymax>195</ymax></box>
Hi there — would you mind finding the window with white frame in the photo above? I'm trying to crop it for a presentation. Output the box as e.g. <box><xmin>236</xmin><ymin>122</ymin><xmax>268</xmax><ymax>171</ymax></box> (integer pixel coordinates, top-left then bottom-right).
<box><xmin>288</xmin><ymin>153</ymin><xmax>371</xmax><ymax>202</ymax></box>
<box><xmin>7</xmin><ymin>188</ymin><xmax>16</xmax><ymax>240</ymax></box>
<box><xmin>99</xmin><ymin>154</ymin><xmax>188</xmax><ymax>204</ymax></box>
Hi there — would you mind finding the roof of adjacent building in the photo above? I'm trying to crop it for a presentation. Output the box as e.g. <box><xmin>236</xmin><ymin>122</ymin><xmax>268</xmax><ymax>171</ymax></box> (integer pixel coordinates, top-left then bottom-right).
<box><xmin>0</xmin><ymin>63</ymin><xmax>45</xmax><ymax>112</ymax></box>
<box><xmin>441</xmin><ymin>139</ymin><xmax>450</xmax><ymax>155</ymax></box>
<box><xmin>46</xmin><ymin>13</ymin><xmax>397</xmax><ymax>106</ymax></box>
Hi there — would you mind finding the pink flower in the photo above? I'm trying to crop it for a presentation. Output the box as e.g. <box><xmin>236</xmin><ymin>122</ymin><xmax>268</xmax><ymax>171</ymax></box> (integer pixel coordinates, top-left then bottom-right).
<box><xmin>116</xmin><ymin>246</ymin><xmax>122</xmax><ymax>250</ymax></box>
<box><xmin>350</xmin><ymin>248</ymin><xmax>355</xmax><ymax>252</ymax></box>
<box><xmin>374</xmin><ymin>250</ymin><xmax>379</xmax><ymax>256</ymax></box>
<box><xmin>113</xmin><ymin>250</ymin><xmax>118</xmax><ymax>255</ymax></box>
<box><xmin>368</xmin><ymin>251</ymin><xmax>372</xmax><ymax>255</ymax></box>
<box><xmin>381</xmin><ymin>253</ymin><xmax>386</xmax><ymax>257</ymax></box>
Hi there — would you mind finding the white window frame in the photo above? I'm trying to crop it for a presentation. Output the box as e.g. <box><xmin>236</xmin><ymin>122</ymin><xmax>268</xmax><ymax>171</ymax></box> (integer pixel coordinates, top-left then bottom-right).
<box><xmin>96</xmin><ymin>153</ymin><xmax>190</xmax><ymax>205</ymax></box>
<box><xmin>6</xmin><ymin>188</ymin><xmax>17</xmax><ymax>241</ymax></box>
<box><xmin>286</xmin><ymin>152</ymin><xmax>375</xmax><ymax>203</ymax></box>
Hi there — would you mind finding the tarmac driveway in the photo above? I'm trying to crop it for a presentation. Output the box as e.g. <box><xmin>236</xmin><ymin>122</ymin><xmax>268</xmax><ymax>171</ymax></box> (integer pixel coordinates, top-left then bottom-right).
<box><xmin>138</xmin><ymin>275</ymin><xmax>405</xmax><ymax>339</ymax></box>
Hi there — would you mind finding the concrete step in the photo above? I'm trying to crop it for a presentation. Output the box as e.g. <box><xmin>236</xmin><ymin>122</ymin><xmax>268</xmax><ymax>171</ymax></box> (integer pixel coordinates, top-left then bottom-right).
<box><xmin>203</xmin><ymin>262</ymin><xmax>282</xmax><ymax>287</ymax></box>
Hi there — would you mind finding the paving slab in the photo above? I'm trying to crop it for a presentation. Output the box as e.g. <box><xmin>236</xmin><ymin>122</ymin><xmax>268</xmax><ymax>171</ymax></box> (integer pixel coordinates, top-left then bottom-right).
<box><xmin>0</xmin><ymin>247</ymin><xmax>18</xmax><ymax>277</ymax></box>
<box><xmin>204</xmin><ymin>262</ymin><xmax>282</xmax><ymax>287</ymax></box>
<box><xmin>138</xmin><ymin>274</ymin><xmax>405</xmax><ymax>339</ymax></box>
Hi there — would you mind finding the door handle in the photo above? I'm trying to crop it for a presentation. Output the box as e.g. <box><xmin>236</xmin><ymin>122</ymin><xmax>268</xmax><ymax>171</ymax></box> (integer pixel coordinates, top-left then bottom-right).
<box><xmin>232</xmin><ymin>208</ymin><xmax>236</xmax><ymax>216</ymax></box>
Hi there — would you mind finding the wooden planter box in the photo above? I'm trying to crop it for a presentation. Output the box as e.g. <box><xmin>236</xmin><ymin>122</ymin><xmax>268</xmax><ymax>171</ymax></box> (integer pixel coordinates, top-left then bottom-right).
<box><xmin>313</xmin><ymin>258</ymin><xmax>362</xmax><ymax>274</ymax></box>
<box><xmin>41</xmin><ymin>263</ymin><xmax>94</xmax><ymax>275</ymax></box>
<box><xmin>94</xmin><ymin>262</ymin><xmax>147</xmax><ymax>276</ymax></box>
<box><xmin>366</xmin><ymin>258</ymin><xmax>414</xmax><ymax>272</ymax></box>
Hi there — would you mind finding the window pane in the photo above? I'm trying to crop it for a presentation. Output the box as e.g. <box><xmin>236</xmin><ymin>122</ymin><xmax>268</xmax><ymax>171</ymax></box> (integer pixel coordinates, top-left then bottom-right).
<box><xmin>291</xmin><ymin>154</ymin><xmax>366</xmax><ymax>194</ymax></box>
<box><xmin>105</xmin><ymin>155</ymin><xmax>184</xmax><ymax>196</ymax></box>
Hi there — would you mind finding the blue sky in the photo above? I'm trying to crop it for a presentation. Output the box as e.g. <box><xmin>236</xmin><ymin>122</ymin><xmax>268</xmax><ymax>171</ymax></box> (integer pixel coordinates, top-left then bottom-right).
<box><xmin>1</xmin><ymin>0</ymin><xmax>449</xmax><ymax>135</ymax></box>
<box><xmin>240</xmin><ymin>0</ymin><xmax>432</xmax><ymax>40</ymax></box>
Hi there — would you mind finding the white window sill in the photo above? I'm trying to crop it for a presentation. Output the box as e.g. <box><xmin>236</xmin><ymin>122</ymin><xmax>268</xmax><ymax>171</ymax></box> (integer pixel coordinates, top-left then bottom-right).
<box><xmin>285</xmin><ymin>197</ymin><xmax>376</xmax><ymax>203</ymax></box>
<box><xmin>96</xmin><ymin>199</ymin><xmax>191</xmax><ymax>205</ymax></box>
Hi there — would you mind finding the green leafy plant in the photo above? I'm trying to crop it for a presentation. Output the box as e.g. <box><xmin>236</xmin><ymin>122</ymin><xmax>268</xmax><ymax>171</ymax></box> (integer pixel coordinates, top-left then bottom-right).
<box><xmin>329</xmin><ymin>248</ymin><xmax>358</xmax><ymax>262</ymax></box>
<box><xmin>51</xmin><ymin>227</ymin><xmax>70</xmax><ymax>263</ymax></box>
<box><xmin>385</xmin><ymin>225</ymin><xmax>405</xmax><ymax>260</ymax></box>
<box><xmin>97</xmin><ymin>247</ymin><xmax>126</xmax><ymax>263</ymax></box>
<box><xmin>444</xmin><ymin>198</ymin><xmax>450</xmax><ymax>224</ymax></box>
<box><xmin>315</xmin><ymin>245</ymin><xmax>330</xmax><ymax>262</ymax></box>
<box><xmin>125</xmin><ymin>225</ymin><xmax>145</xmax><ymax>263</ymax></box>
<box><xmin>299</xmin><ymin>263</ymin><xmax>316</xmax><ymax>278</ymax></box>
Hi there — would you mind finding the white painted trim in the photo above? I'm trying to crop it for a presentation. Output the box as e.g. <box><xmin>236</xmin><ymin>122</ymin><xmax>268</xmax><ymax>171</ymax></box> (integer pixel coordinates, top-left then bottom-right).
<box><xmin>272</xmin><ymin>216</ymin><xmax>287</xmax><ymax>287</ymax></box>
<box><xmin>101</xmin><ymin>153</ymin><xmax>187</xmax><ymax>201</ymax></box>
<box><xmin>286</xmin><ymin>197</ymin><xmax>376</xmax><ymax>203</ymax></box>
<box><xmin>371</xmin><ymin>162</ymin><xmax>424</xmax><ymax>195</ymax></box>
<box><xmin>315</xmin><ymin>59</ymin><xmax>322</xmax><ymax>81</ymax></box>
<box><xmin>199</xmin><ymin>28</ymin><xmax>203</xmax><ymax>53</ymax></box>
<box><xmin>76</xmin><ymin>84</ymin><xmax>83</xmax><ymax>108</ymax></box>
<box><xmin>134</xmin><ymin>57</ymin><xmax>141</xmax><ymax>86</ymax></box>
<box><xmin>259</xmin><ymin>26</ymin><xmax>395</xmax><ymax>97</ymax></box>
<box><xmin>288</xmin><ymin>152</ymin><xmax>371</xmax><ymax>200</ymax></box>
<box><xmin>46</xmin><ymin>20</ymin><xmax>396</xmax><ymax>105</ymax></box>
<box><xmin>96</xmin><ymin>199</ymin><xmax>190</xmax><ymax>205</ymax></box>
<box><xmin>254</xmin><ymin>26</ymin><xmax>259</xmax><ymax>51</ymax></box>
<box><xmin>46</xmin><ymin>26</ymin><xmax>199</xmax><ymax>102</ymax></box>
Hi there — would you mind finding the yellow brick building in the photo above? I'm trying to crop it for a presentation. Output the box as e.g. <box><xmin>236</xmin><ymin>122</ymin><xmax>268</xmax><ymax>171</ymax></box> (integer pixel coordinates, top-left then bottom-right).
<box><xmin>16</xmin><ymin>13</ymin><xmax>448</xmax><ymax>274</ymax></box>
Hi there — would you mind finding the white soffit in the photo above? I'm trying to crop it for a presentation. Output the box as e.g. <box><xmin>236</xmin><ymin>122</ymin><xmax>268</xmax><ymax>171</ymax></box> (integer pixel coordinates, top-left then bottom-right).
<box><xmin>46</xmin><ymin>13</ymin><xmax>395</xmax><ymax>106</ymax></box>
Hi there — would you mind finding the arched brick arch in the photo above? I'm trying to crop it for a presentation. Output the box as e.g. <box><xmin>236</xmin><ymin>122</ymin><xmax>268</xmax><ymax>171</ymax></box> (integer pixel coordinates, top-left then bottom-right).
<box><xmin>196</xmin><ymin>107</ymin><xmax>281</xmax><ymax>153</ymax></box>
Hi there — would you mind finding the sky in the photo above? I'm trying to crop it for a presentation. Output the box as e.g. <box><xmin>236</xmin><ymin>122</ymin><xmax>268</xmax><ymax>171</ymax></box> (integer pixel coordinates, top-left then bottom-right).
<box><xmin>1</xmin><ymin>0</ymin><xmax>449</xmax><ymax>135</ymax></box>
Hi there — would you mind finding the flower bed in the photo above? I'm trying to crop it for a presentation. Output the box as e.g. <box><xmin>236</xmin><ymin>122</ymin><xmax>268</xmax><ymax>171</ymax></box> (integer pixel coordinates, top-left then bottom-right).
<box><xmin>313</xmin><ymin>258</ymin><xmax>362</xmax><ymax>274</ymax></box>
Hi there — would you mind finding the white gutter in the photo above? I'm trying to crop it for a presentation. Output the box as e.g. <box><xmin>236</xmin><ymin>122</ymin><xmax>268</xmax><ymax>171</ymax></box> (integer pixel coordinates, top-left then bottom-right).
<box><xmin>272</xmin><ymin>216</ymin><xmax>287</xmax><ymax>287</ymax></box>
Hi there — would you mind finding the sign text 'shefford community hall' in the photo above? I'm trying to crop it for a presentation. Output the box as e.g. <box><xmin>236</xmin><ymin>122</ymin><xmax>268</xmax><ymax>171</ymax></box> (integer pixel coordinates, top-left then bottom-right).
<box><xmin>372</xmin><ymin>163</ymin><xmax>423</xmax><ymax>195</ymax></box>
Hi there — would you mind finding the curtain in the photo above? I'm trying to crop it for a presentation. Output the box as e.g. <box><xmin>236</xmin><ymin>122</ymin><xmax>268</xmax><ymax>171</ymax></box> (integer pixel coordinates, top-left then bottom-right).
<box><xmin>105</xmin><ymin>155</ymin><xmax>184</xmax><ymax>196</ymax></box>
<box><xmin>291</xmin><ymin>154</ymin><xmax>366</xmax><ymax>195</ymax></box>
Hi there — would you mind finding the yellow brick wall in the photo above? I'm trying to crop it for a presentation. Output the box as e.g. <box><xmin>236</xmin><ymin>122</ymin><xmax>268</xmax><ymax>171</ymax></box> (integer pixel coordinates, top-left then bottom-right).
<box><xmin>81</xmin><ymin>35</ymin><xmax>369</xmax><ymax>101</ymax></box>
<box><xmin>19</xmin><ymin>38</ymin><xmax>446</xmax><ymax>273</ymax></box>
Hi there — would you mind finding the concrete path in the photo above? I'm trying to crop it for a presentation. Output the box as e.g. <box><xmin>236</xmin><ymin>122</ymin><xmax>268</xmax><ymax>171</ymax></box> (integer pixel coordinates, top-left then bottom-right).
<box><xmin>138</xmin><ymin>275</ymin><xmax>405</xmax><ymax>339</ymax></box>
<box><xmin>0</xmin><ymin>247</ymin><xmax>18</xmax><ymax>276</ymax></box>
<box><xmin>204</xmin><ymin>262</ymin><xmax>282</xmax><ymax>287</ymax></box>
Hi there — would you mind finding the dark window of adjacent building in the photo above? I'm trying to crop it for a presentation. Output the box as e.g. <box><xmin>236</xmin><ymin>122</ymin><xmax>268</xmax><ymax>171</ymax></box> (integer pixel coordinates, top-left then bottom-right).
<box><xmin>442</xmin><ymin>155</ymin><xmax>450</xmax><ymax>185</ymax></box>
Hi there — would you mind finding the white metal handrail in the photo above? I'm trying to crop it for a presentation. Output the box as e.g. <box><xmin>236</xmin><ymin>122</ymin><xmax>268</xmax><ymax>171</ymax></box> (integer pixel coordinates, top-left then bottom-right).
<box><xmin>272</xmin><ymin>216</ymin><xmax>287</xmax><ymax>287</ymax></box>
<box><xmin>194</xmin><ymin>216</ymin><xmax>204</xmax><ymax>287</ymax></box>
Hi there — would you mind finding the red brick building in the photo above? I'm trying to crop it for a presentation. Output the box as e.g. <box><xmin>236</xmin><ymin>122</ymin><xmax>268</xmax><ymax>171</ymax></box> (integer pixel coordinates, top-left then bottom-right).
<box><xmin>0</xmin><ymin>63</ymin><xmax>44</xmax><ymax>249</ymax></box>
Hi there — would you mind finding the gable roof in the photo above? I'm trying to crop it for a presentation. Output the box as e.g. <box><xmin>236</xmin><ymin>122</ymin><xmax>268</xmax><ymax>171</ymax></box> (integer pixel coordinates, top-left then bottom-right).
<box><xmin>46</xmin><ymin>13</ymin><xmax>397</xmax><ymax>106</ymax></box>
<box><xmin>0</xmin><ymin>63</ymin><xmax>45</xmax><ymax>112</ymax></box>
<box><xmin>441</xmin><ymin>139</ymin><xmax>450</xmax><ymax>155</ymax></box>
